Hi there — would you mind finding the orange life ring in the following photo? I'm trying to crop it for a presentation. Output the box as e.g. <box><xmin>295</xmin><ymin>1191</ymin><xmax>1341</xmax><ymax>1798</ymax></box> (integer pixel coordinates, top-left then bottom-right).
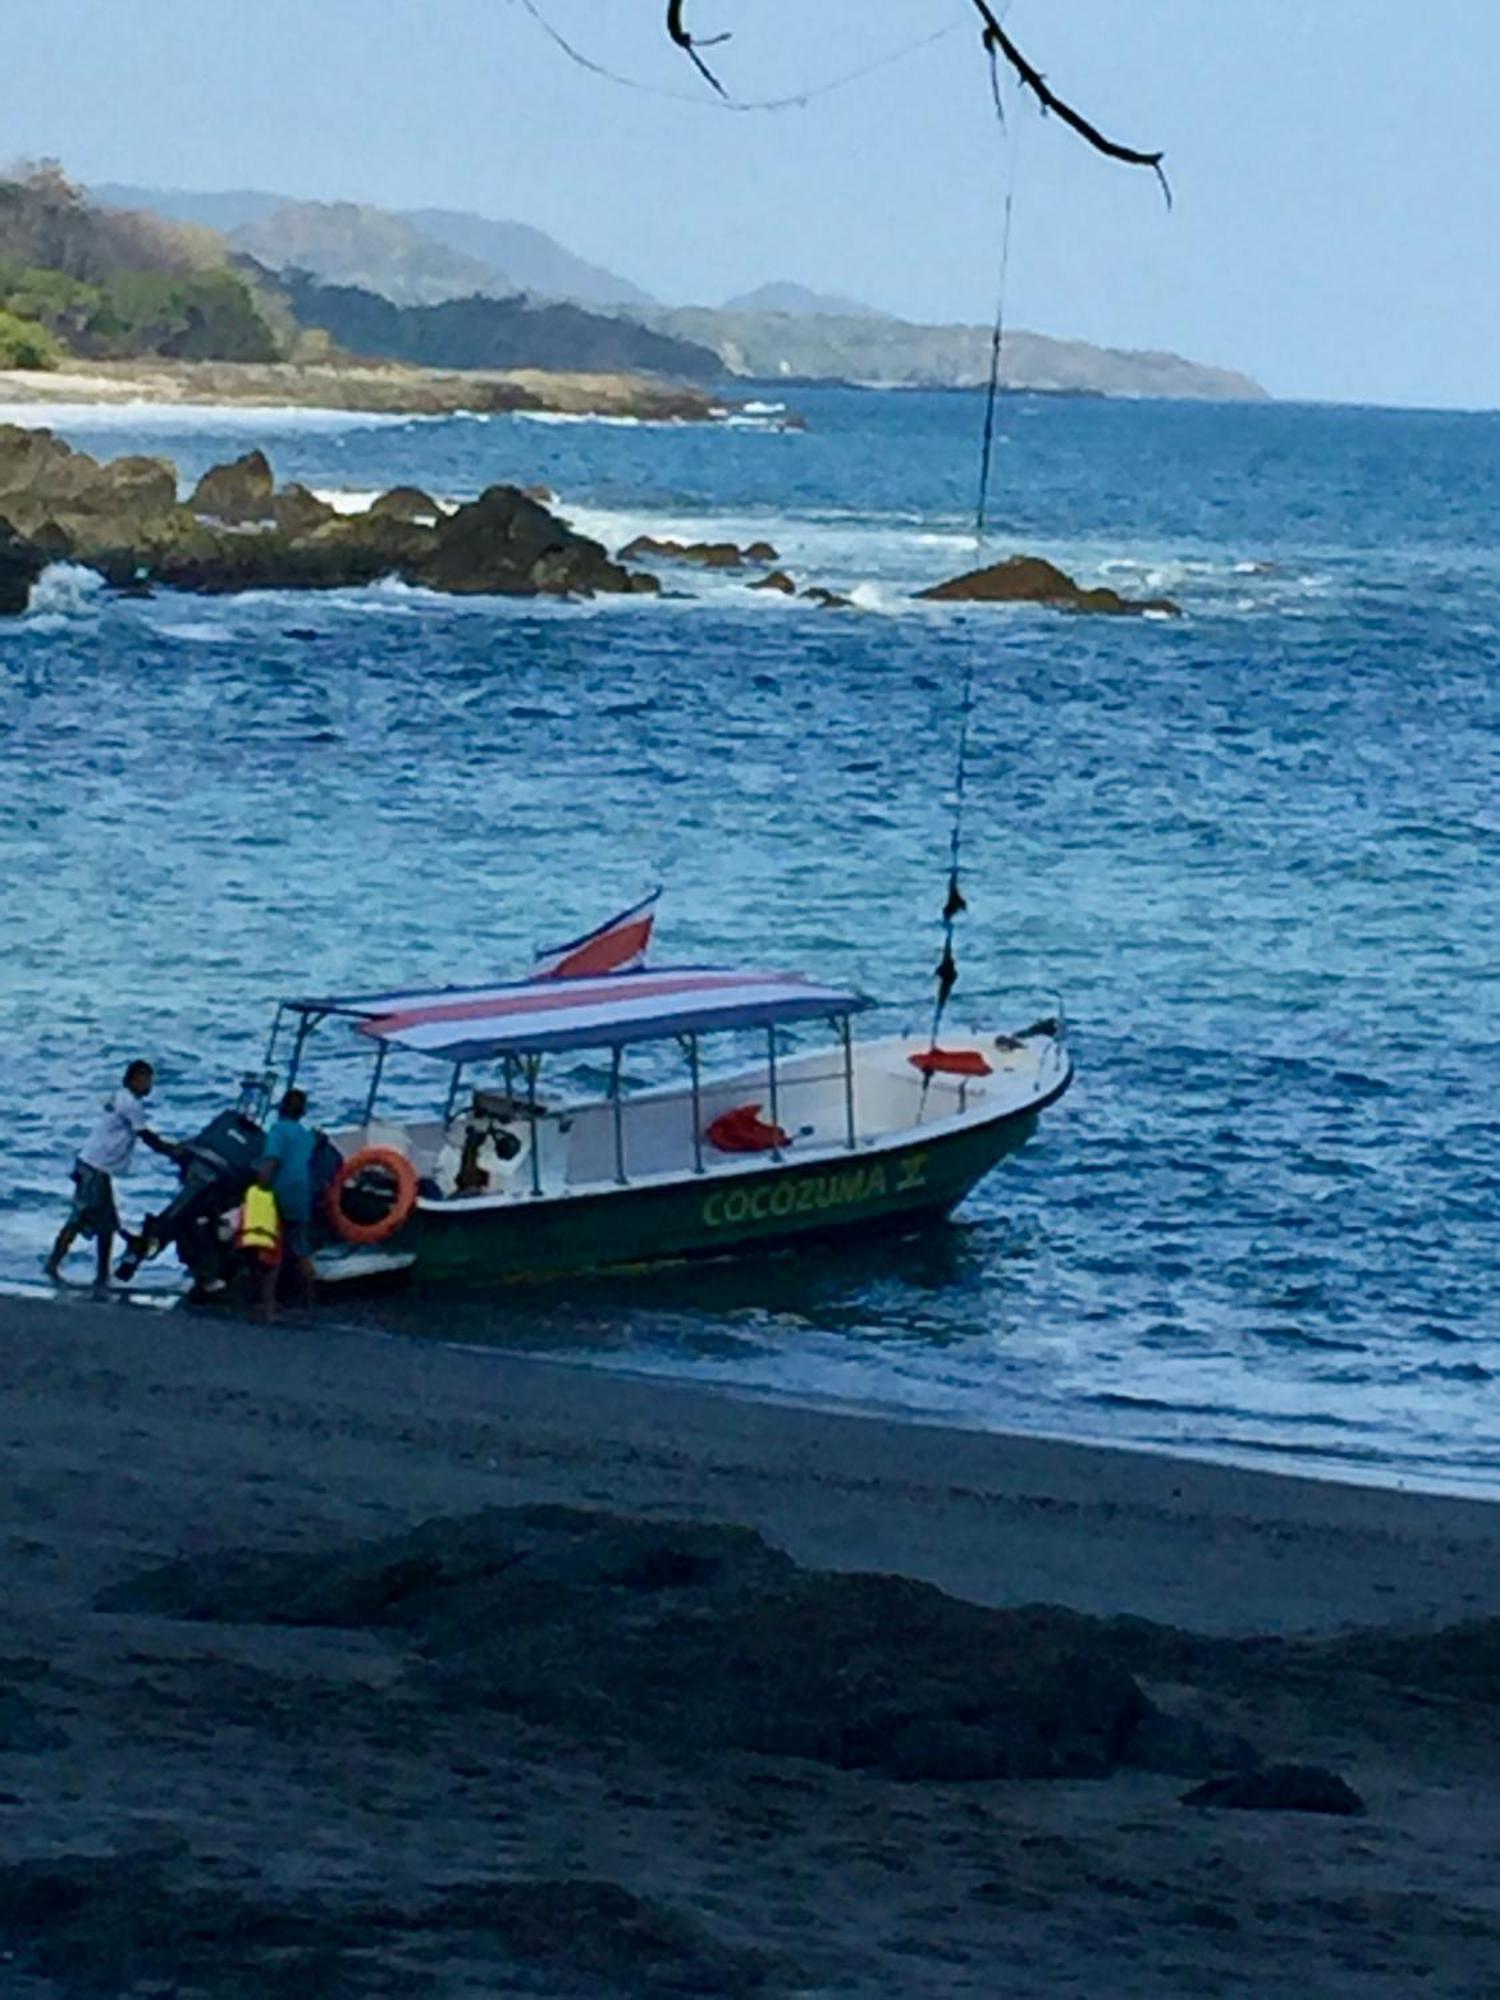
<box><xmin>327</xmin><ymin>1147</ymin><xmax>419</xmax><ymax>1246</ymax></box>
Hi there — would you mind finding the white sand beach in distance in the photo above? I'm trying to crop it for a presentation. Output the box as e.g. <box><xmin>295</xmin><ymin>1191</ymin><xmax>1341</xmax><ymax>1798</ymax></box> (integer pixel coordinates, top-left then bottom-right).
<box><xmin>3</xmin><ymin>1286</ymin><xmax>1499</xmax><ymax>1995</ymax></box>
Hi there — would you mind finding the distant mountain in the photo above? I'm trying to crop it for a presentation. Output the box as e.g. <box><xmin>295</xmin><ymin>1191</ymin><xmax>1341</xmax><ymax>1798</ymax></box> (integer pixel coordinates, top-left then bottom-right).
<box><xmin>277</xmin><ymin>272</ymin><xmax>719</xmax><ymax>380</ymax></box>
<box><xmin>91</xmin><ymin>184</ymin><xmax>290</xmax><ymax>233</ymax></box>
<box><xmin>92</xmin><ymin>184</ymin><xmax>651</xmax><ymax>311</ymax></box>
<box><xmin>631</xmin><ymin>305</ymin><xmax>1266</xmax><ymax>400</ymax></box>
<box><xmin>719</xmin><ymin>281</ymin><xmax>888</xmax><ymax>320</ymax></box>
<box><xmin>406</xmin><ymin>209</ymin><xmax>652</xmax><ymax>310</ymax></box>
<box><xmin>228</xmin><ymin>201</ymin><xmax>512</xmax><ymax>308</ymax></box>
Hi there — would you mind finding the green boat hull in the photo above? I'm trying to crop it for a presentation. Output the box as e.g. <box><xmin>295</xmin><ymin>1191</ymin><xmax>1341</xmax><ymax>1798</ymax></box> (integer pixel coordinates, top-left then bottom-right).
<box><xmin>396</xmin><ymin>1088</ymin><xmax>1062</xmax><ymax>1287</ymax></box>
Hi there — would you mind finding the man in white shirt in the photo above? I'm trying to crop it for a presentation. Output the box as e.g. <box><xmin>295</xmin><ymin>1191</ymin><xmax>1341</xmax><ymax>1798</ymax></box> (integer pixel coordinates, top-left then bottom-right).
<box><xmin>46</xmin><ymin>1060</ymin><xmax>180</xmax><ymax>1286</ymax></box>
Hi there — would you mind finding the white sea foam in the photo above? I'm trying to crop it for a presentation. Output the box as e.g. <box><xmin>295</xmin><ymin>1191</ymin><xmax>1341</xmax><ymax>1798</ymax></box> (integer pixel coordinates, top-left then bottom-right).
<box><xmin>22</xmin><ymin>563</ymin><xmax>105</xmax><ymax>624</ymax></box>
<box><xmin>0</xmin><ymin>401</ymin><xmax>409</xmax><ymax>435</ymax></box>
<box><xmin>513</xmin><ymin>410</ymin><xmax>656</xmax><ymax>430</ymax></box>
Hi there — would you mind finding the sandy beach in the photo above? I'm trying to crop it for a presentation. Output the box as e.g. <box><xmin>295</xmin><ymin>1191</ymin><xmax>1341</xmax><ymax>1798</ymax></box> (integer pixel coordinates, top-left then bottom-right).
<box><xmin>3</xmin><ymin>1285</ymin><xmax>1499</xmax><ymax>1995</ymax></box>
<box><xmin>0</xmin><ymin>359</ymin><xmax>726</xmax><ymax>422</ymax></box>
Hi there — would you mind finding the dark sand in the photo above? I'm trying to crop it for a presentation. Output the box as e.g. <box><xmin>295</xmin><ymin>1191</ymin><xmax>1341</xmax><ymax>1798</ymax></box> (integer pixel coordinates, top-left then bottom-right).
<box><xmin>4</xmin><ymin>1287</ymin><xmax>1500</xmax><ymax>1996</ymax></box>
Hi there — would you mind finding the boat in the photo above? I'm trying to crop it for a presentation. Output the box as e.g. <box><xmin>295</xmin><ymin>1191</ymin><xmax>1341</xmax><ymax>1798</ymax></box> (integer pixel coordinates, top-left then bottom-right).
<box><xmin>246</xmin><ymin>962</ymin><xmax>1072</xmax><ymax>1289</ymax></box>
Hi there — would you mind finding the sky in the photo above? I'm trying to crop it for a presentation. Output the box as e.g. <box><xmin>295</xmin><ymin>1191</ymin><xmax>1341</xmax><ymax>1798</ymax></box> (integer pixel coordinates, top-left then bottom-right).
<box><xmin>2</xmin><ymin>1</ymin><xmax>1497</xmax><ymax>408</ymax></box>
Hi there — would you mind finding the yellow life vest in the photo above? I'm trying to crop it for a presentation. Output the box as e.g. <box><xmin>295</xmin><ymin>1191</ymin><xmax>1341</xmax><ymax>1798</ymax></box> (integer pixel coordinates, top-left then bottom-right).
<box><xmin>239</xmin><ymin>1185</ymin><xmax>282</xmax><ymax>1261</ymax></box>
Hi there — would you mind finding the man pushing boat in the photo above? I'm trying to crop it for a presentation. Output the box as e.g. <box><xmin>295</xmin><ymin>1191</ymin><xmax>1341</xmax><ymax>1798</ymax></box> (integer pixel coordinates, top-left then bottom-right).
<box><xmin>45</xmin><ymin>1059</ymin><xmax>181</xmax><ymax>1287</ymax></box>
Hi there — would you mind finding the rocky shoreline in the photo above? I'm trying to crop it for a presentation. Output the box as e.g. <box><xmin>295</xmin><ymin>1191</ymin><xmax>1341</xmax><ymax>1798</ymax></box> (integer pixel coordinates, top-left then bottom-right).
<box><xmin>0</xmin><ymin>357</ymin><xmax>734</xmax><ymax>422</ymax></box>
<box><xmin>0</xmin><ymin>429</ymin><xmax>656</xmax><ymax>610</ymax></box>
<box><xmin>0</xmin><ymin>423</ymin><xmax>1185</xmax><ymax>619</ymax></box>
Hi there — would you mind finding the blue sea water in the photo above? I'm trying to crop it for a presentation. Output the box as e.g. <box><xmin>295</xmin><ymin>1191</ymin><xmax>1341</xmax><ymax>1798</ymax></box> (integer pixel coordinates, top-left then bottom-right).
<box><xmin>3</xmin><ymin>385</ymin><xmax>1500</xmax><ymax>1493</ymax></box>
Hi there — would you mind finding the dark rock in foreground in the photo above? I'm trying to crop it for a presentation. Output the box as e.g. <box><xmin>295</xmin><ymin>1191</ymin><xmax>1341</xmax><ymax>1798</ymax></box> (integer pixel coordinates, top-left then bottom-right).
<box><xmin>751</xmin><ymin>569</ymin><xmax>796</xmax><ymax>594</ymax></box>
<box><xmin>0</xmin><ymin>1852</ymin><xmax>783</xmax><ymax>1998</ymax></box>
<box><xmin>103</xmin><ymin>1504</ymin><xmax>1248</xmax><ymax>1785</ymax></box>
<box><xmin>918</xmin><ymin>553</ymin><xmax>1181</xmax><ymax>617</ymax></box>
<box><xmin>1182</xmin><ymin>1764</ymin><xmax>1366</xmax><ymax>1816</ymax></box>
<box><xmin>0</xmin><ymin>426</ymin><xmax>655</xmax><ymax>608</ymax></box>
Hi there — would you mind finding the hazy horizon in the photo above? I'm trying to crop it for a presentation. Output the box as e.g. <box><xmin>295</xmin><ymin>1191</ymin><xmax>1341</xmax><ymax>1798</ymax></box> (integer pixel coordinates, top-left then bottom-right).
<box><xmin>3</xmin><ymin>1</ymin><xmax>1497</xmax><ymax>410</ymax></box>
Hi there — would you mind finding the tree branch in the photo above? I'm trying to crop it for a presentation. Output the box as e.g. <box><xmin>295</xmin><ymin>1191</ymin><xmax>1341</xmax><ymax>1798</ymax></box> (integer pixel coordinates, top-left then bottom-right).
<box><xmin>665</xmin><ymin>2</ymin><xmax>1168</xmax><ymax>200</ymax></box>
<box><xmin>967</xmin><ymin>1</ymin><xmax>1169</xmax><ymax>200</ymax></box>
<box><xmin>666</xmin><ymin>0</ymin><xmax>728</xmax><ymax>99</ymax></box>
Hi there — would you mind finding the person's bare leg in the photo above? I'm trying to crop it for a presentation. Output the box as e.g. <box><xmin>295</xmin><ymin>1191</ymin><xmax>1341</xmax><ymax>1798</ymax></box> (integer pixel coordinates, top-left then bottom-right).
<box><xmin>44</xmin><ymin>1223</ymin><xmax>76</xmax><ymax>1278</ymax></box>
<box><xmin>94</xmin><ymin>1226</ymin><xmax>113</xmax><ymax>1289</ymax></box>
<box><xmin>257</xmin><ymin>1256</ymin><xmax>279</xmax><ymax>1323</ymax></box>
<box><xmin>292</xmin><ymin>1254</ymin><xmax>317</xmax><ymax>1307</ymax></box>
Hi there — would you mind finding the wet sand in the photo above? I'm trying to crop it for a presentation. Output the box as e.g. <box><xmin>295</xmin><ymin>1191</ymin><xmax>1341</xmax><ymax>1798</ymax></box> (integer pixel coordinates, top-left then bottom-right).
<box><xmin>4</xmin><ymin>1287</ymin><xmax>1500</xmax><ymax>1996</ymax></box>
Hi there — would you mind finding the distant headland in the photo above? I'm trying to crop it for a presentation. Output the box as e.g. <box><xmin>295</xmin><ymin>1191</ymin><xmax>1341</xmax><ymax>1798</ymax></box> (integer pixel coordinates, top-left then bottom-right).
<box><xmin>0</xmin><ymin>166</ymin><xmax>1265</xmax><ymax>413</ymax></box>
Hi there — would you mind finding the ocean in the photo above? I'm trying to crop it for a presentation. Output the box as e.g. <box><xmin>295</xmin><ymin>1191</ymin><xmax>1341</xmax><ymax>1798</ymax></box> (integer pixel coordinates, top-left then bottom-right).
<box><xmin>3</xmin><ymin>385</ymin><xmax>1499</xmax><ymax>1494</ymax></box>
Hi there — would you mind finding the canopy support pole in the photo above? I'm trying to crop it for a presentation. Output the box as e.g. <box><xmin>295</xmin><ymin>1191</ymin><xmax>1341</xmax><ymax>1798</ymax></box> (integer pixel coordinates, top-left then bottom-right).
<box><xmin>766</xmin><ymin>1027</ymin><xmax>783</xmax><ymax>1161</ymax></box>
<box><xmin>687</xmin><ymin>1033</ymin><xmax>704</xmax><ymax>1174</ymax></box>
<box><xmin>526</xmin><ymin>1056</ymin><xmax>543</xmax><ymax>1197</ymax></box>
<box><xmin>263</xmin><ymin>1004</ymin><xmax>286</xmax><ymax>1078</ymax></box>
<box><xmin>285</xmin><ymin>1011</ymin><xmax>320</xmax><ymax>1093</ymax></box>
<box><xmin>363</xmin><ymin>1042</ymin><xmax>388</xmax><ymax>1127</ymax></box>
<box><xmin>610</xmin><ymin>1046</ymin><xmax>627</xmax><ymax>1186</ymax></box>
<box><xmin>443</xmin><ymin>1062</ymin><xmax>464</xmax><ymax>1125</ymax></box>
<box><xmin>839</xmin><ymin>1014</ymin><xmax>857</xmax><ymax>1150</ymax></box>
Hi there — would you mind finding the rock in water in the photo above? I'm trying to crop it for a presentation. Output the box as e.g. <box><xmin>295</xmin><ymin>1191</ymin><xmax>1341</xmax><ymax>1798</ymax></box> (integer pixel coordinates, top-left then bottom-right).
<box><xmin>0</xmin><ymin>518</ymin><xmax>46</xmax><ymax>615</ymax></box>
<box><xmin>368</xmin><ymin>485</ymin><xmax>442</xmax><ymax>525</ymax></box>
<box><xmin>750</xmin><ymin>570</ymin><xmax>796</xmax><ymax>594</ymax></box>
<box><xmin>917</xmin><ymin>553</ymin><xmax>1180</xmax><ymax>617</ymax></box>
<box><xmin>418</xmin><ymin>485</ymin><xmax>640</xmax><ymax>596</ymax></box>
<box><xmin>189</xmin><ymin>450</ymin><xmax>275</xmax><ymax>525</ymax></box>
<box><xmin>271</xmin><ymin>483</ymin><xmax>337</xmax><ymax>537</ymax></box>
<box><xmin>618</xmin><ymin>535</ymin><xmax>756</xmax><ymax>570</ymax></box>
<box><xmin>0</xmin><ymin>427</ymin><xmax>176</xmax><ymax>542</ymax></box>
<box><xmin>1181</xmin><ymin>1764</ymin><xmax>1365</xmax><ymax>1815</ymax></box>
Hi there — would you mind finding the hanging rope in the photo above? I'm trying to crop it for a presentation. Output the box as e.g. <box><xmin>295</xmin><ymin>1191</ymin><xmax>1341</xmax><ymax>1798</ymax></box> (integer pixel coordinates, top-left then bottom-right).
<box><xmin>926</xmin><ymin>40</ymin><xmax>1018</xmax><ymax>1061</ymax></box>
<box><xmin>974</xmin><ymin>27</ymin><xmax>1023</xmax><ymax>543</ymax></box>
<box><xmin>516</xmin><ymin>0</ymin><xmax>963</xmax><ymax>115</ymax></box>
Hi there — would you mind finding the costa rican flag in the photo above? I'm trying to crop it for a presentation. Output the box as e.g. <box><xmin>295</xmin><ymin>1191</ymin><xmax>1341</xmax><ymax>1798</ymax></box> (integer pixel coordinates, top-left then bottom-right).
<box><xmin>530</xmin><ymin>889</ymin><xmax>661</xmax><ymax>981</ymax></box>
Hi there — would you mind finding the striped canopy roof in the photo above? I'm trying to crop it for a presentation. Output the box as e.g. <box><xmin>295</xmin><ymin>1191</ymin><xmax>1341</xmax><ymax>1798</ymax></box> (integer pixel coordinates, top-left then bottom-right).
<box><xmin>290</xmin><ymin>967</ymin><xmax>871</xmax><ymax>1063</ymax></box>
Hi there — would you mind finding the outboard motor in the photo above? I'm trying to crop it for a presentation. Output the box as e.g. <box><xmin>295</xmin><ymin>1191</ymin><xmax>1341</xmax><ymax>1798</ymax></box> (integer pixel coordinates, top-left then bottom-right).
<box><xmin>117</xmin><ymin>1102</ymin><xmax>265</xmax><ymax>1294</ymax></box>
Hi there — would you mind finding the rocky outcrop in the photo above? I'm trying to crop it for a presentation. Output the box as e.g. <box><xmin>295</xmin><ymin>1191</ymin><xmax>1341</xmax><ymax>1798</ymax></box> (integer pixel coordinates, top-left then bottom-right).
<box><xmin>414</xmin><ymin>486</ymin><xmax>644</xmax><ymax>597</ymax></box>
<box><xmin>1182</xmin><ymin>1765</ymin><xmax>1365</xmax><ymax>1816</ymax></box>
<box><xmin>0</xmin><ymin>517</ymin><xmax>46</xmax><ymax>614</ymax></box>
<box><xmin>0</xmin><ymin>430</ymin><xmax>657</xmax><ymax>607</ymax></box>
<box><xmin>367</xmin><ymin>484</ymin><xmax>441</xmax><ymax>524</ymax></box>
<box><xmin>918</xmin><ymin>554</ymin><xmax>1181</xmax><ymax>617</ymax></box>
<box><xmin>102</xmin><ymin>1504</ymin><xmax>1248</xmax><ymax>1786</ymax></box>
<box><xmin>618</xmin><ymin>535</ymin><xmax>778</xmax><ymax>571</ymax></box>
<box><xmin>189</xmin><ymin>448</ymin><xmax>274</xmax><ymax>524</ymax></box>
<box><xmin>270</xmin><ymin>482</ymin><xmax>336</xmax><ymax>537</ymax></box>
<box><xmin>0</xmin><ymin>425</ymin><xmax>178</xmax><ymax>542</ymax></box>
<box><xmin>750</xmin><ymin>570</ymin><xmax>796</xmax><ymax>594</ymax></box>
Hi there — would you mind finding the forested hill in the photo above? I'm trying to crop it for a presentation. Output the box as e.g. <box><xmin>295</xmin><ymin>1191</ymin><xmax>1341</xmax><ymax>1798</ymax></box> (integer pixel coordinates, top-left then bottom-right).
<box><xmin>275</xmin><ymin>272</ymin><xmax>720</xmax><ymax>381</ymax></box>
<box><xmin>0</xmin><ymin>166</ymin><xmax>281</xmax><ymax>364</ymax></box>
<box><xmin>0</xmin><ymin>167</ymin><xmax>720</xmax><ymax>382</ymax></box>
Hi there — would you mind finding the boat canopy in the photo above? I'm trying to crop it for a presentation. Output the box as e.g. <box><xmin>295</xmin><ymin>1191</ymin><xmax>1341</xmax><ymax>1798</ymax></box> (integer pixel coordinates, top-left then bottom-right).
<box><xmin>283</xmin><ymin>967</ymin><xmax>873</xmax><ymax>1063</ymax></box>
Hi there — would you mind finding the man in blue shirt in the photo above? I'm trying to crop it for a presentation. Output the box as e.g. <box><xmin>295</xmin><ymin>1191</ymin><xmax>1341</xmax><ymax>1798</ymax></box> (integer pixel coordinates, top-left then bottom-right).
<box><xmin>257</xmin><ymin>1086</ymin><xmax>316</xmax><ymax>1316</ymax></box>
